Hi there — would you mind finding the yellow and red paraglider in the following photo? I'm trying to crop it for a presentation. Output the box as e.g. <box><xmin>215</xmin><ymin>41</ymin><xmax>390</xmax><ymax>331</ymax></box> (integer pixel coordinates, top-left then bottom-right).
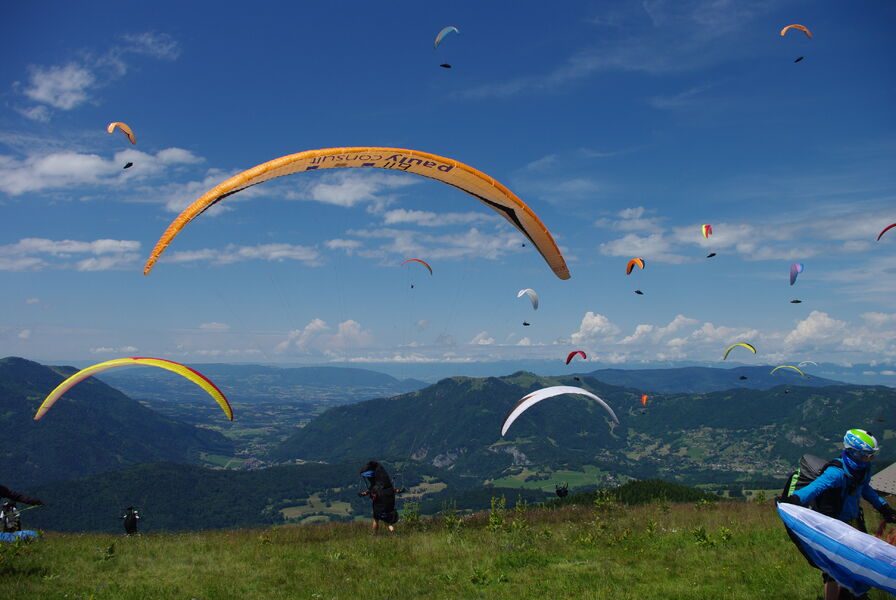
<box><xmin>34</xmin><ymin>357</ymin><xmax>233</xmax><ymax>421</ymax></box>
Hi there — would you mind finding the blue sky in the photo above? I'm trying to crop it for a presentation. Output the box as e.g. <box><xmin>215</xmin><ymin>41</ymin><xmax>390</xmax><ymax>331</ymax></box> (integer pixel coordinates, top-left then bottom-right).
<box><xmin>1</xmin><ymin>1</ymin><xmax>894</xmax><ymax>371</ymax></box>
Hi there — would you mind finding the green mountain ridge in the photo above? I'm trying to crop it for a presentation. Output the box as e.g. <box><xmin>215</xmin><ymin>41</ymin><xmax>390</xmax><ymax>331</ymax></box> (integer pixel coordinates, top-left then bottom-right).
<box><xmin>271</xmin><ymin>370</ymin><xmax>896</xmax><ymax>489</ymax></box>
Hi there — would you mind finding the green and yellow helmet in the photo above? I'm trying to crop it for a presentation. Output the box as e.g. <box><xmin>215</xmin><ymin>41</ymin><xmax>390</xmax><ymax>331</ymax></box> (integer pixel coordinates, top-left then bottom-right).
<box><xmin>844</xmin><ymin>429</ymin><xmax>880</xmax><ymax>458</ymax></box>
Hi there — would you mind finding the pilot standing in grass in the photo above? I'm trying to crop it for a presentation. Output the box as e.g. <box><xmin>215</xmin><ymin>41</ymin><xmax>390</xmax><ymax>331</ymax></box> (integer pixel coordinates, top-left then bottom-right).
<box><xmin>358</xmin><ymin>461</ymin><xmax>400</xmax><ymax>534</ymax></box>
<box><xmin>781</xmin><ymin>429</ymin><xmax>896</xmax><ymax>600</ymax></box>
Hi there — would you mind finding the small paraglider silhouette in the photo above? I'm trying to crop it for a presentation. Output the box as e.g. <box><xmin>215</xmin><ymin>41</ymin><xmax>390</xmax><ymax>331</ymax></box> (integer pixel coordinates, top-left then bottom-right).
<box><xmin>522</xmin><ymin>321</ymin><xmax>531</xmax><ymax>327</ymax></box>
<box><xmin>790</xmin><ymin>299</ymin><xmax>802</xmax><ymax>304</ymax></box>
<box><xmin>739</xmin><ymin>375</ymin><xmax>748</xmax><ymax>380</ymax></box>
<box><xmin>555</xmin><ymin>483</ymin><xmax>569</xmax><ymax>498</ymax></box>
<box><xmin>794</xmin><ymin>56</ymin><xmax>804</xmax><ymax>63</ymax></box>
<box><xmin>123</xmin><ymin>162</ymin><xmax>133</xmax><ymax>170</ymax></box>
<box><xmin>634</xmin><ymin>290</ymin><xmax>644</xmax><ymax>295</ymax></box>
<box><xmin>784</xmin><ymin>389</ymin><xmax>791</xmax><ymax>394</ymax></box>
<box><xmin>439</xmin><ymin>63</ymin><xmax>452</xmax><ymax>69</ymax></box>
<box><xmin>706</xmin><ymin>252</ymin><xmax>717</xmax><ymax>258</ymax></box>
<box><xmin>573</xmin><ymin>376</ymin><xmax>581</xmax><ymax>382</ymax></box>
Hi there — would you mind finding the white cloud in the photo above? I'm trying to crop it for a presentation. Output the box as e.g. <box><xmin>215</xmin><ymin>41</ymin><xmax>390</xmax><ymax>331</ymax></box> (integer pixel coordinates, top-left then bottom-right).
<box><xmin>119</xmin><ymin>32</ymin><xmax>181</xmax><ymax>60</ymax></box>
<box><xmin>0</xmin><ymin>238</ymin><xmax>141</xmax><ymax>272</ymax></box>
<box><xmin>90</xmin><ymin>345</ymin><xmax>138</xmax><ymax>354</ymax></box>
<box><xmin>784</xmin><ymin>311</ymin><xmax>848</xmax><ymax>348</ymax></box>
<box><xmin>22</xmin><ymin>64</ymin><xmax>95</xmax><ymax>110</ymax></box>
<box><xmin>17</xmin><ymin>329</ymin><xmax>31</xmax><ymax>340</ymax></box>
<box><xmin>571</xmin><ymin>312</ymin><xmax>620</xmax><ymax>344</ymax></box>
<box><xmin>286</xmin><ymin>171</ymin><xmax>416</xmax><ymax>209</ymax></box>
<box><xmin>325</xmin><ymin>239</ymin><xmax>362</xmax><ymax>255</ymax></box>
<box><xmin>199</xmin><ymin>322</ymin><xmax>230</xmax><ymax>332</ymax></box>
<box><xmin>0</xmin><ymin>147</ymin><xmax>202</xmax><ymax>197</ymax></box>
<box><xmin>381</xmin><ymin>209</ymin><xmax>487</xmax><ymax>227</ymax></box>
<box><xmin>349</xmin><ymin>226</ymin><xmax>524</xmax><ymax>263</ymax></box>
<box><xmin>470</xmin><ymin>331</ymin><xmax>495</xmax><ymax>346</ymax></box>
<box><xmin>599</xmin><ymin>232</ymin><xmax>688</xmax><ymax>264</ymax></box>
<box><xmin>15</xmin><ymin>32</ymin><xmax>180</xmax><ymax>119</ymax></box>
<box><xmin>275</xmin><ymin>318</ymin><xmax>373</xmax><ymax>354</ymax></box>
<box><xmin>17</xmin><ymin>105</ymin><xmax>51</xmax><ymax>122</ymax></box>
<box><xmin>517</xmin><ymin>337</ymin><xmax>532</xmax><ymax>346</ymax></box>
<box><xmin>25</xmin><ymin>297</ymin><xmax>40</xmax><ymax>305</ymax></box>
<box><xmin>166</xmin><ymin>243</ymin><xmax>321</xmax><ymax>267</ymax></box>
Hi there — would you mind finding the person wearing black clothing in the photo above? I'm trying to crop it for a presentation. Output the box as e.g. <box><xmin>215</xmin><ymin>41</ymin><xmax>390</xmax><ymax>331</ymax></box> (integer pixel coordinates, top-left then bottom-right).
<box><xmin>358</xmin><ymin>461</ymin><xmax>400</xmax><ymax>534</ymax></box>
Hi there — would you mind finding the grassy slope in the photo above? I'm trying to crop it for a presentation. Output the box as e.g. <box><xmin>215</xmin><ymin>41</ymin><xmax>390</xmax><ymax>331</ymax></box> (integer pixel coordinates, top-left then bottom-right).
<box><xmin>4</xmin><ymin>501</ymin><xmax>893</xmax><ymax>600</ymax></box>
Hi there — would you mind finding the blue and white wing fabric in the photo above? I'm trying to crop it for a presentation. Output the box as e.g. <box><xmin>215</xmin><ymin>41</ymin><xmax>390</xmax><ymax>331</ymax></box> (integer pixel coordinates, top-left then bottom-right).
<box><xmin>434</xmin><ymin>26</ymin><xmax>459</xmax><ymax>49</ymax></box>
<box><xmin>778</xmin><ymin>503</ymin><xmax>896</xmax><ymax>596</ymax></box>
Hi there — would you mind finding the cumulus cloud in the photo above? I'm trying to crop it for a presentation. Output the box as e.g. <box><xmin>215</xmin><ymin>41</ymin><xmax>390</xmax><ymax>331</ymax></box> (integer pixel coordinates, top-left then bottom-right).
<box><xmin>349</xmin><ymin>226</ymin><xmax>524</xmax><ymax>264</ymax></box>
<box><xmin>22</xmin><ymin>64</ymin><xmax>95</xmax><ymax>110</ymax></box>
<box><xmin>599</xmin><ymin>232</ymin><xmax>688</xmax><ymax>264</ymax></box>
<box><xmin>0</xmin><ymin>238</ymin><xmax>141</xmax><ymax>271</ymax></box>
<box><xmin>571</xmin><ymin>312</ymin><xmax>620</xmax><ymax>344</ymax></box>
<box><xmin>166</xmin><ymin>243</ymin><xmax>321</xmax><ymax>267</ymax></box>
<box><xmin>381</xmin><ymin>209</ymin><xmax>487</xmax><ymax>227</ymax></box>
<box><xmin>275</xmin><ymin>318</ymin><xmax>373</xmax><ymax>354</ymax></box>
<box><xmin>0</xmin><ymin>147</ymin><xmax>202</xmax><ymax>197</ymax></box>
<box><xmin>325</xmin><ymin>239</ymin><xmax>363</xmax><ymax>255</ymax></box>
<box><xmin>470</xmin><ymin>331</ymin><xmax>495</xmax><ymax>345</ymax></box>
<box><xmin>784</xmin><ymin>311</ymin><xmax>848</xmax><ymax>348</ymax></box>
<box><xmin>286</xmin><ymin>171</ymin><xmax>416</xmax><ymax>209</ymax></box>
<box><xmin>15</xmin><ymin>32</ymin><xmax>180</xmax><ymax>119</ymax></box>
<box><xmin>90</xmin><ymin>345</ymin><xmax>138</xmax><ymax>354</ymax></box>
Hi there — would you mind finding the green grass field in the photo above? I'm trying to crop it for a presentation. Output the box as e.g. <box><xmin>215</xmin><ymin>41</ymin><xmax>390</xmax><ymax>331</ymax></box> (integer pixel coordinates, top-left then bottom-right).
<box><xmin>2</xmin><ymin>500</ymin><xmax>893</xmax><ymax>599</ymax></box>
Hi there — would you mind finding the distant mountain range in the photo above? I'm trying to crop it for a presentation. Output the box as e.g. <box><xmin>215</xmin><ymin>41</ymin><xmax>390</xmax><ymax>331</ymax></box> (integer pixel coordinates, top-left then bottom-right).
<box><xmin>0</xmin><ymin>357</ymin><xmax>232</xmax><ymax>486</ymax></box>
<box><xmin>271</xmin><ymin>370</ymin><xmax>894</xmax><ymax>489</ymax></box>
<box><xmin>580</xmin><ymin>365</ymin><xmax>845</xmax><ymax>393</ymax></box>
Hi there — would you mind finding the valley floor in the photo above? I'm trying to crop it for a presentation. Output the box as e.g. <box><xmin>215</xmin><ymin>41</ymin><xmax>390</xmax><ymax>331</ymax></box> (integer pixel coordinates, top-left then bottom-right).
<box><xmin>2</xmin><ymin>501</ymin><xmax>892</xmax><ymax>599</ymax></box>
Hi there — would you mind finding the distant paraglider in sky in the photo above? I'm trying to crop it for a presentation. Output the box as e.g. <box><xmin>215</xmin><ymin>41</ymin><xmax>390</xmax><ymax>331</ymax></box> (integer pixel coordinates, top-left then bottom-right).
<box><xmin>739</xmin><ymin>375</ymin><xmax>748</xmax><ymax>380</ymax></box>
<box><xmin>794</xmin><ymin>56</ymin><xmax>804</xmax><ymax>63</ymax></box>
<box><xmin>501</xmin><ymin>386</ymin><xmax>619</xmax><ymax>437</ymax></box>
<box><xmin>439</xmin><ymin>64</ymin><xmax>452</xmax><ymax>69</ymax></box>
<box><xmin>123</xmin><ymin>162</ymin><xmax>133</xmax><ymax>170</ymax></box>
<box><xmin>706</xmin><ymin>252</ymin><xmax>717</xmax><ymax>258</ymax></box>
<box><xmin>143</xmin><ymin>147</ymin><xmax>570</xmax><ymax>280</ymax></box>
<box><xmin>517</xmin><ymin>288</ymin><xmax>539</xmax><ymax>310</ymax></box>
<box><xmin>878</xmin><ymin>223</ymin><xmax>896</xmax><ymax>241</ymax></box>
<box><xmin>780</xmin><ymin>24</ymin><xmax>812</xmax><ymax>38</ymax></box>
<box><xmin>790</xmin><ymin>299</ymin><xmax>803</xmax><ymax>304</ymax></box>
<box><xmin>34</xmin><ymin>357</ymin><xmax>233</xmax><ymax>421</ymax></box>
<box><xmin>626</xmin><ymin>257</ymin><xmax>645</xmax><ymax>275</ymax></box>
<box><xmin>641</xmin><ymin>394</ymin><xmax>648</xmax><ymax>407</ymax></box>
<box><xmin>107</xmin><ymin>121</ymin><xmax>136</xmax><ymax>144</ymax></box>
<box><xmin>797</xmin><ymin>361</ymin><xmax>818</xmax><ymax>368</ymax></box>
<box><xmin>722</xmin><ymin>342</ymin><xmax>757</xmax><ymax>361</ymax></box>
<box><xmin>522</xmin><ymin>321</ymin><xmax>531</xmax><ymax>327</ymax></box>
<box><xmin>401</xmin><ymin>258</ymin><xmax>432</xmax><ymax>275</ymax></box>
<box><xmin>702</xmin><ymin>224</ymin><xmax>713</xmax><ymax>239</ymax></box>
<box><xmin>634</xmin><ymin>290</ymin><xmax>644</xmax><ymax>295</ymax></box>
<box><xmin>771</xmin><ymin>365</ymin><xmax>806</xmax><ymax>378</ymax></box>
<box><xmin>565</xmin><ymin>350</ymin><xmax>586</xmax><ymax>365</ymax></box>
<box><xmin>790</xmin><ymin>263</ymin><xmax>804</xmax><ymax>286</ymax></box>
<box><xmin>434</xmin><ymin>26</ymin><xmax>459</xmax><ymax>49</ymax></box>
